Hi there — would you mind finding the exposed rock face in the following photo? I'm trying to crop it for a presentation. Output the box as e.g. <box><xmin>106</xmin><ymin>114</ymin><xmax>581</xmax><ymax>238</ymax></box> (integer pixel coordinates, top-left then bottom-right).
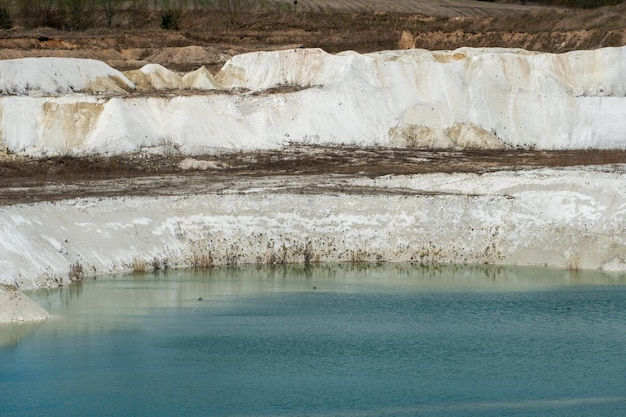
<box><xmin>1</xmin><ymin>167</ymin><xmax>625</xmax><ymax>290</ymax></box>
<box><xmin>0</xmin><ymin>57</ymin><xmax>134</xmax><ymax>95</ymax></box>
<box><xmin>1</xmin><ymin>46</ymin><xmax>625</xmax><ymax>156</ymax></box>
<box><xmin>402</xmin><ymin>28</ymin><xmax>626</xmax><ymax>54</ymax></box>
<box><xmin>0</xmin><ymin>284</ymin><xmax>50</xmax><ymax>323</ymax></box>
<box><xmin>1</xmin><ymin>47</ymin><xmax>626</xmax><ymax>291</ymax></box>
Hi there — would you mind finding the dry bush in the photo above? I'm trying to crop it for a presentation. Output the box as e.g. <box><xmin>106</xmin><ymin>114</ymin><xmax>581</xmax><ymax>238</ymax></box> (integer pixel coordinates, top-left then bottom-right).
<box><xmin>190</xmin><ymin>252</ymin><xmax>214</xmax><ymax>268</ymax></box>
<box><xmin>224</xmin><ymin>244</ymin><xmax>240</xmax><ymax>266</ymax></box>
<box><xmin>301</xmin><ymin>240</ymin><xmax>314</xmax><ymax>265</ymax></box>
<box><xmin>567</xmin><ymin>255</ymin><xmax>581</xmax><ymax>271</ymax></box>
<box><xmin>265</xmin><ymin>242</ymin><xmax>289</xmax><ymax>265</ymax></box>
<box><xmin>69</xmin><ymin>261</ymin><xmax>85</xmax><ymax>281</ymax></box>
<box><xmin>0</xmin><ymin>2</ymin><xmax>12</xmax><ymax>28</ymax></box>
<box><xmin>349</xmin><ymin>249</ymin><xmax>367</xmax><ymax>264</ymax></box>
<box><xmin>132</xmin><ymin>257</ymin><xmax>148</xmax><ymax>273</ymax></box>
<box><xmin>99</xmin><ymin>0</ymin><xmax>122</xmax><ymax>27</ymax></box>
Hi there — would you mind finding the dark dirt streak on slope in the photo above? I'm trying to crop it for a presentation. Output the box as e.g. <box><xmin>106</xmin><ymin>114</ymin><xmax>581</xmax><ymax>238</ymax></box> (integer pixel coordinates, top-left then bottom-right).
<box><xmin>1</xmin><ymin>147</ymin><xmax>626</xmax><ymax>206</ymax></box>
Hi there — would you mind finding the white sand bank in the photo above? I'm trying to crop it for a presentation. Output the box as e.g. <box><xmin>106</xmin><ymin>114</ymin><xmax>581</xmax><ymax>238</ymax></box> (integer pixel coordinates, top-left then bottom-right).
<box><xmin>1</xmin><ymin>167</ymin><xmax>625</xmax><ymax>290</ymax></box>
<box><xmin>1</xmin><ymin>47</ymin><xmax>625</xmax><ymax>156</ymax></box>
<box><xmin>2</xmin><ymin>46</ymin><xmax>626</xmax><ymax>317</ymax></box>
<box><xmin>0</xmin><ymin>284</ymin><xmax>50</xmax><ymax>323</ymax></box>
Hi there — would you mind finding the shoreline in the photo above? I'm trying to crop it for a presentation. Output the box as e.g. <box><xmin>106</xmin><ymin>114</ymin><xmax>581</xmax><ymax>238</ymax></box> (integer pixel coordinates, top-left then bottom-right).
<box><xmin>2</xmin><ymin>165</ymin><xmax>625</xmax><ymax>291</ymax></box>
<box><xmin>2</xmin><ymin>44</ymin><xmax>626</xmax><ymax>319</ymax></box>
<box><xmin>3</xmin><ymin>161</ymin><xmax>625</xmax><ymax>323</ymax></box>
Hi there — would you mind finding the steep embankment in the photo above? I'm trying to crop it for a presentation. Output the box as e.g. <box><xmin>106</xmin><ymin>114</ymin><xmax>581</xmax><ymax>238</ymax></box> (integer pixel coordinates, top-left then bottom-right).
<box><xmin>2</xmin><ymin>168</ymin><xmax>626</xmax><ymax>290</ymax></box>
<box><xmin>1</xmin><ymin>47</ymin><xmax>626</xmax><ymax>295</ymax></box>
<box><xmin>1</xmin><ymin>47</ymin><xmax>625</xmax><ymax>156</ymax></box>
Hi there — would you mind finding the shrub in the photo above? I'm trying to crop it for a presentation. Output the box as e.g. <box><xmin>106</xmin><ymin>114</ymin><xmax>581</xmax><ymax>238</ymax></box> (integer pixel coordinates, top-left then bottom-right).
<box><xmin>18</xmin><ymin>0</ymin><xmax>34</xmax><ymax>28</ymax></box>
<box><xmin>132</xmin><ymin>257</ymin><xmax>148</xmax><ymax>273</ymax></box>
<box><xmin>0</xmin><ymin>4</ymin><xmax>12</xmax><ymax>29</ymax></box>
<box><xmin>41</xmin><ymin>0</ymin><xmax>64</xmax><ymax>29</ymax></box>
<box><xmin>160</xmin><ymin>9</ymin><xmax>180</xmax><ymax>30</ymax></box>
<box><xmin>69</xmin><ymin>261</ymin><xmax>85</xmax><ymax>281</ymax></box>
<box><xmin>190</xmin><ymin>252</ymin><xmax>214</xmax><ymax>268</ymax></box>
<box><xmin>99</xmin><ymin>0</ymin><xmax>121</xmax><ymax>27</ymax></box>
<box><xmin>302</xmin><ymin>240</ymin><xmax>314</xmax><ymax>265</ymax></box>
<box><xmin>64</xmin><ymin>0</ymin><xmax>90</xmax><ymax>31</ymax></box>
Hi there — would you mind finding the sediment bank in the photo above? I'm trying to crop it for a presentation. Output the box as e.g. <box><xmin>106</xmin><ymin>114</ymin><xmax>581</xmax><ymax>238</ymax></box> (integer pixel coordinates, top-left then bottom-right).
<box><xmin>2</xmin><ymin>166</ymin><xmax>625</xmax><ymax>290</ymax></box>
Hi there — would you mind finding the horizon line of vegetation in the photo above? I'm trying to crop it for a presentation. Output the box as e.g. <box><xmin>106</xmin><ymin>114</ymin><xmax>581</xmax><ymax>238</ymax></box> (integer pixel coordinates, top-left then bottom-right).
<box><xmin>0</xmin><ymin>0</ymin><xmax>623</xmax><ymax>31</ymax></box>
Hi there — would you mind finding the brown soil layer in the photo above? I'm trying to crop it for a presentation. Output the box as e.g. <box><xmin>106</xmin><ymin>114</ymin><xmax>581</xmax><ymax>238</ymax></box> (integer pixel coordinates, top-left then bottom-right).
<box><xmin>1</xmin><ymin>147</ymin><xmax>625</xmax><ymax>206</ymax></box>
<box><xmin>1</xmin><ymin>1</ymin><xmax>625</xmax><ymax>205</ymax></box>
<box><xmin>0</xmin><ymin>2</ymin><xmax>624</xmax><ymax>72</ymax></box>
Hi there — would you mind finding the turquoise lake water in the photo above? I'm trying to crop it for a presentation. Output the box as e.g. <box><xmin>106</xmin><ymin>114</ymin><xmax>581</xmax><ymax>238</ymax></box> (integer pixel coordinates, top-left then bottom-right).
<box><xmin>2</xmin><ymin>264</ymin><xmax>626</xmax><ymax>416</ymax></box>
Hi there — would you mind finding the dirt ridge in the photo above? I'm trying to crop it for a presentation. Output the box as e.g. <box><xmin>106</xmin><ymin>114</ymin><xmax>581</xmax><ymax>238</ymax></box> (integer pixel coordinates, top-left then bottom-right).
<box><xmin>1</xmin><ymin>2</ymin><xmax>624</xmax><ymax>72</ymax></box>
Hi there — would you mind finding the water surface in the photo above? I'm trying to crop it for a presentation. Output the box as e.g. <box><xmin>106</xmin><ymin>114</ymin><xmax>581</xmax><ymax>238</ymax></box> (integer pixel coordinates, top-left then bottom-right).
<box><xmin>2</xmin><ymin>264</ymin><xmax>626</xmax><ymax>416</ymax></box>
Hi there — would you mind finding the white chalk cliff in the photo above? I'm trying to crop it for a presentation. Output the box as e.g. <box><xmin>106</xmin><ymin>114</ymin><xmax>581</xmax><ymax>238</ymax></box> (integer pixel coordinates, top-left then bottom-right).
<box><xmin>1</xmin><ymin>47</ymin><xmax>625</xmax><ymax>155</ymax></box>
<box><xmin>2</xmin><ymin>167</ymin><xmax>626</xmax><ymax>290</ymax></box>
<box><xmin>1</xmin><ymin>48</ymin><xmax>626</xmax><ymax>293</ymax></box>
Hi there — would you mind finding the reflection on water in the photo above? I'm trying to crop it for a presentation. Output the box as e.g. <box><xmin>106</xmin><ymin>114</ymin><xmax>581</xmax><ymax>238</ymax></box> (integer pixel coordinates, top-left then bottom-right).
<box><xmin>27</xmin><ymin>263</ymin><xmax>626</xmax><ymax>320</ymax></box>
<box><xmin>0</xmin><ymin>321</ymin><xmax>45</xmax><ymax>348</ymax></box>
<box><xmin>2</xmin><ymin>264</ymin><xmax>626</xmax><ymax>417</ymax></box>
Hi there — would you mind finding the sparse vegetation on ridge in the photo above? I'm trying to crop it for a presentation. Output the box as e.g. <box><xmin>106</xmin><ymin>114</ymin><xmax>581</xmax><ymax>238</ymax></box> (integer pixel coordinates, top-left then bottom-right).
<box><xmin>0</xmin><ymin>3</ymin><xmax>622</xmax><ymax>88</ymax></box>
<box><xmin>0</xmin><ymin>1</ymin><xmax>623</xmax><ymax>58</ymax></box>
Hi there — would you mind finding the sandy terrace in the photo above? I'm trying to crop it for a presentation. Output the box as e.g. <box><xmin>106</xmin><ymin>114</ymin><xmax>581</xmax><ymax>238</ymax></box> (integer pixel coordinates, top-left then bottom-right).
<box><xmin>2</xmin><ymin>147</ymin><xmax>626</xmax><ymax>206</ymax></box>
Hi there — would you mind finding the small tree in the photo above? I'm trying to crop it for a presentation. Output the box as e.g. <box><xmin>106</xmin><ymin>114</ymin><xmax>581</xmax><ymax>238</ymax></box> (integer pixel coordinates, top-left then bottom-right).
<box><xmin>42</xmin><ymin>0</ymin><xmax>58</xmax><ymax>28</ymax></box>
<box><xmin>65</xmin><ymin>0</ymin><xmax>86</xmax><ymax>30</ymax></box>
<box><xmin>128</xmin><ymin>0</ymin><xmax>150</xmax><ymax>28</ymax></box>
<box><xmin>99</xmin><ymin>0</ymin><xmax>121</xmax><ymax>28</ymax></box>
<box><xmin>19</xmin><ymin>0</ymin><xmax>37</xmax><ymax>28</ymax></box>
<box><xmin>160</xmin><ymin>9</ymin><xmax>180</xmax><ymax>29</ymax></box>
<box><xmin>0</xmin><ymin>1</ymin><xmax>12</xmax><ymax>29</ymax></box>
<box><xmin>56</xmin><ymin>0</ymin><xmax>98</xmax><ymax>31</ymax></box>
<box><xmin>218</xmin><ymin>0</ymin><xmax>255</xmax><ymax>25</ymax></box>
